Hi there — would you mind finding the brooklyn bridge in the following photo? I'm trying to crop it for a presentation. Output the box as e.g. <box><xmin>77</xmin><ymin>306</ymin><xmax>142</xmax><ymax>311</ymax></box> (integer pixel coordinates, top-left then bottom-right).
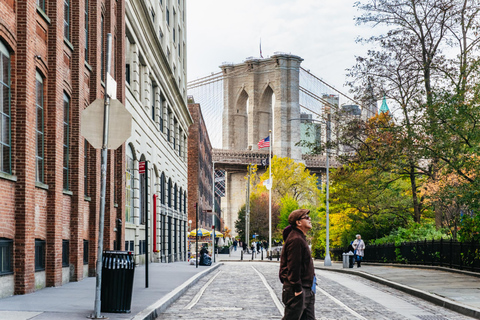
<box><xmin>187</xmin><ymin>53</ymin><xmax>372</xmax><ymax>231</ymax></box>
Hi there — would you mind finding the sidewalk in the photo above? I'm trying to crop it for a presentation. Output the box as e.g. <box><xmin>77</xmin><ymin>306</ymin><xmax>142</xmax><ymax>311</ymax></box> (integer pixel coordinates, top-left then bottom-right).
<box><xmin>315</xmin><ymin>261</ymin><xmax>480</xmax><ymax>319</ymax></box>
<box><xmin>0</xmin><ymin>261</ymin><xmax>220</xmax><ymax>320</ymax></box>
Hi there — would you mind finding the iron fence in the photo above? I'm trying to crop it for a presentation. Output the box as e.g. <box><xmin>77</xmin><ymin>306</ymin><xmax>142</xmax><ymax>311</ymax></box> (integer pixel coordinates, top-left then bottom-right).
<box><xmin>331</xmin><ymin>239</ymin><xmax>480</xmax><ymax>273</ymax></box>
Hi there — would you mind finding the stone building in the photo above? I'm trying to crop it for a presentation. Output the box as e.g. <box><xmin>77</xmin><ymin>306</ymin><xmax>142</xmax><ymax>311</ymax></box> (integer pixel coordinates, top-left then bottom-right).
<box><xmin>125</xmin><ymin>0</ymin><xmax>191</xmax><ymax>263</ymax></box>
<box><xmin>0</xmin><ymin>0</ymin><xmax>124</xmax><ymax>297</ymax></box>
<box><xmin>187</xmin><ymin>100</ymin><xmax>220</xmax><ymax>231</ymax></box>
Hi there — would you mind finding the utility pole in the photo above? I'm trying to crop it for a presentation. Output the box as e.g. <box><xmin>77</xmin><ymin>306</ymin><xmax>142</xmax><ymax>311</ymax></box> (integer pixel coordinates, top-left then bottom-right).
<box><xmin>324</xmin><ymin>111</ymin><xmax>332</xmax><ymax>266</ymax></box>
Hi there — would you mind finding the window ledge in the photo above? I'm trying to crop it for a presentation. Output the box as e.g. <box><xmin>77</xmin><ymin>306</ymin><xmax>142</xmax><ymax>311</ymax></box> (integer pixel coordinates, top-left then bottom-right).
<box><xmin>63</xmin><ymin>190</ymin><xmax>73</xmax><ymax>196</ymax></box>
<box><xmin>0</xmin><ymin>172</ymin><xmax>17</xmax><ymax>182</ymax></box>
<box><xmin>35</xmin><ymin>182</ymin><xmax>49</xmax><ymax>190</ymax></box>
<box><xmin>36</xmin><ymin>7</ymin><xmax>51</xmax><ymax>24</ymax></box>
<box><xmin>114</xmin><ymin>203</ymin><xmax>119</xmax><ymax>208</ymax></box>
<box><xmin>85</xmin><ymin>61</ymin><xmax>92</xmax><ymax>71</ymax></box>
<box><xmin>64</xmin><ymin>38</ymin><xmax>74</xmax><ymax>51</ymax></box>
<box><xmin>84</xmin><ymin>196</ymin><xmax>92</xmax><ymax>202</ymax></box>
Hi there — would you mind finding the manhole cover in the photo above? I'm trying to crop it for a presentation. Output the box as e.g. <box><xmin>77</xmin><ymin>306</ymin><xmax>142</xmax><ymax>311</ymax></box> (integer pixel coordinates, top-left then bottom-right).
<box><xmin>416</xmin><ymin>315</ymin><xmax>450</xmax><ymax>320</ymax></box>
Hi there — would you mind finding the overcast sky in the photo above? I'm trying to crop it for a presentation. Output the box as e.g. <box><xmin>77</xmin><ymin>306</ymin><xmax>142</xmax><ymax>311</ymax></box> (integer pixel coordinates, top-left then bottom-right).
<box><xmin>186</xmin><ymin>0</ymin><xmax>375</xmax><ymax>92</ymax></box>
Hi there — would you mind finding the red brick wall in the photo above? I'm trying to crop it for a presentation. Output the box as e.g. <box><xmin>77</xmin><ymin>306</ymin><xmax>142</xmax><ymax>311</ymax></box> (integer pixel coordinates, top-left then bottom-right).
<box><xmin>0</xmin><ymin>0</ymin><xmax>125</xmax><ymax>294</ymax></box>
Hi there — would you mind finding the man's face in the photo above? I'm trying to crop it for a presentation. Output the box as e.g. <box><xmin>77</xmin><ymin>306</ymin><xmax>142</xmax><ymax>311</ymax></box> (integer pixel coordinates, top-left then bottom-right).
<box><xmin>296</xmin><ymin>213</ymin><xmax>312</xmax><ymax>233</ymax></box>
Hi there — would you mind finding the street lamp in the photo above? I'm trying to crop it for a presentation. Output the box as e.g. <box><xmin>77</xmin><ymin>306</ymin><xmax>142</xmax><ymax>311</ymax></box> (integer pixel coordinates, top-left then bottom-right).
<box><xmin>290</xmin><ymin>115</ymin><xmax>332</xmax><ymax>266</ymax></box>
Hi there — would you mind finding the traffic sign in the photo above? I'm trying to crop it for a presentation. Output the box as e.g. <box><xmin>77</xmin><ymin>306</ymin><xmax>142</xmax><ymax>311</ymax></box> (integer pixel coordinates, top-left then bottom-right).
<box><xmin>81</xmin><ymin>98</ymin><xmax>132</xmax><ymax>149</ymax></box>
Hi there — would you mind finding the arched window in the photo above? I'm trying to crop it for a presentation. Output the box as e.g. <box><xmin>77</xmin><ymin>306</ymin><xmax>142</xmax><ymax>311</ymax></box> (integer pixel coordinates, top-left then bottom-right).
<box><xmin>167</xmin><ymin>178</ymin><xmax>172</xmax><ymax>208</ymax></box>
<box><xmin>179</xmin><ymin>187</ymin><xmax>182</xmax><ymax>212</ymax></box>
<box><xmin>0</xmin><ymin>41</ymin><xmax>11</xmax><ymax>174</ymax></box>
<box><xmin>183</xmin><ymin>191</ymin><xmax>187</xmax><ymax>214</ymax></box>
<box><xmin>35</xmin><ymin>71</ymin><xmax>45</xmax><ymax>183</ymax></box>
<box><xmin>174</xmin><ymin>184</ymin><xmax>178</xmax><ymax>210</ymax></box>
<box><xmin>160</xmin><ymin>172</ymin><xmax>165</xmax><ymax>205</ymax></box>
<box><xmin>125</xmin><ymin>146</ymin><xmax>135</xmax><ymax>223</ymax></box>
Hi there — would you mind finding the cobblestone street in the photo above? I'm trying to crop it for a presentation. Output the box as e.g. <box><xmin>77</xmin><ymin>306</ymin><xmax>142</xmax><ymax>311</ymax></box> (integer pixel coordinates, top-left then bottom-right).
<box><xmin>157</xmin><ymin>262</ymin><xmax>475</xmax><ymax>320</ymax></box>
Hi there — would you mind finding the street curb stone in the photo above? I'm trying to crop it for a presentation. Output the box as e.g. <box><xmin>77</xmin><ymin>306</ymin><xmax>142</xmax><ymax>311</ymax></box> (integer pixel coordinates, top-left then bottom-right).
<box><xmin>131</xmin><ymin>263</ymin><xmax>222</xmax><ymax>320</ymax></box>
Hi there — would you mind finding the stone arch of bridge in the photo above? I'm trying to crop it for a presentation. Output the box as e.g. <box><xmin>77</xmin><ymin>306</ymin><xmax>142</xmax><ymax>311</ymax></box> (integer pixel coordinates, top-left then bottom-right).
<box><xmin>233</xmin><ymin>88</ymin><xmax>249</xmax><ymax>150</ymax></box>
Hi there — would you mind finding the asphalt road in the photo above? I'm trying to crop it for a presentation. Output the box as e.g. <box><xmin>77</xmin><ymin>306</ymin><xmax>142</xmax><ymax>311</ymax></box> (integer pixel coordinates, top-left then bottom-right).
<box><xmin>157</xmin><ymin>262</ymin><xmax>475</xmax><ymax>320</ymax></box>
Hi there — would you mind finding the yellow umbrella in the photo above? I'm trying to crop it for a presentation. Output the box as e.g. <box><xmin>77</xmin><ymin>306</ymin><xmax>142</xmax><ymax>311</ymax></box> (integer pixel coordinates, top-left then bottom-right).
<box><xmin>189</xmin><ymin>228</ymin><xmax>211</xmax><ymax>237</ymax></box>
<box><xmin>213</xmin><ymin>231</ymin><xmax>223</xmax><ymax>238</ymax></box>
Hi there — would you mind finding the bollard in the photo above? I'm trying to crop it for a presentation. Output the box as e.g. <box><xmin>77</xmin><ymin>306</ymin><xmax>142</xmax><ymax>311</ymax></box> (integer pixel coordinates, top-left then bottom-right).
<box><xmin>261</xmin><ymin>250</ymin><xmax>263</xmax><ymax>260</ymax></box>
<box><xmin>252</xmin><ymin>250</ymin><xmax>254</xmax><ymax>260</ymax></box>
<box><xmin>241</xmin><ymin>250</ymin><xmax>243</xmax><ymax>260</ymax></box>
<box><xmin>277</xmin><ymin>251</ymin><xmax>280</xmax><ymax>261</ymax></box>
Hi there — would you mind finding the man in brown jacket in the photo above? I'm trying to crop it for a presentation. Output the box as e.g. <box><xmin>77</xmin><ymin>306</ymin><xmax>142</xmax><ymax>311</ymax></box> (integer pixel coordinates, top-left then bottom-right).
<box><xmin>279</xmin><ymin>209</ymin><xmax>315</xmax><ymax>320</ymax></box>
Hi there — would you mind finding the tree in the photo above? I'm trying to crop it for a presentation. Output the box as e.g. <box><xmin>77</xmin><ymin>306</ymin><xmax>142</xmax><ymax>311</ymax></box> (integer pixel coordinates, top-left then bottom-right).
<box><xmin>256</xmin><ymin>156</ymin><xmax>320</xmax><ymax>206</ymax></box>
<box><xmin>234</xmin><ymin>205</ymin><xmax>246</xmax><ymax>241</ymax></box>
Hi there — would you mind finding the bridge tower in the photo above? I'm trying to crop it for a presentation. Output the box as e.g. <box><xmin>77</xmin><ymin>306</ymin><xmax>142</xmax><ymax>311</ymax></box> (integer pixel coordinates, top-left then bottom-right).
<box><xmin>221</xmin><ymin>54</ymin><xmax>303</xmax><ymax>160</ymax></box>
<box><xmin>219</xmin><ymin>54</ymin><xmax>304</xmax><ymax>235</ymax></box>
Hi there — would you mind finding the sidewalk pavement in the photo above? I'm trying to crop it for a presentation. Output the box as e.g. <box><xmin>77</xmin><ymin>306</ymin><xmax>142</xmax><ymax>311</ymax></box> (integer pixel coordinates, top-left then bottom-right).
<box><xmin>0</xmin><ymin>261</ymin><xmax>220</xmax><ymax>320</ymax></box>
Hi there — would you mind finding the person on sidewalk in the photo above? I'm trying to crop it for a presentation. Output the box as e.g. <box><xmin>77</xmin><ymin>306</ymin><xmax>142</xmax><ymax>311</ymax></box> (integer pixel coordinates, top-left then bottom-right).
<box><xmin>233</xmin><ymin>239</ymin><xmax>238</xmax><ymax>251</ymax></box>
<box><xmin>352</xmin><ymin>234</ymin><xmax>365</xmax><ymax>268</ymax></box>
<box><xmin>279</xmin><ymin>209</ymin><xmax>315</xmax><ymax>320</ymax></box>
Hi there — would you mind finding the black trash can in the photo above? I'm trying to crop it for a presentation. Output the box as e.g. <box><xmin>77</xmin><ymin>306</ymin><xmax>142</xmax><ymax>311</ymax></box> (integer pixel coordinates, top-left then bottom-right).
<box><xmin>101</xmin><ymin>251</ymin><xmax>135</xmax><ymax>313</ymax></box>
<box><xmin>349</xmin><ymin>254</ymin><xmax>355</xmax><ymax>268</ymax></box>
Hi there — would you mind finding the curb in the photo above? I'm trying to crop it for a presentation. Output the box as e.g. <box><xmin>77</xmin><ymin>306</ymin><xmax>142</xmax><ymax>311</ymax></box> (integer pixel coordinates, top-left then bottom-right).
<box><xmin>316</xmin><ymin>266</ymin><xmax>480</xmax><ymax>320</ymax></box>
<box><xmin>131</xmin><ymin>263</ymin><xmax>222</xmax><ymax>320</ymax></box>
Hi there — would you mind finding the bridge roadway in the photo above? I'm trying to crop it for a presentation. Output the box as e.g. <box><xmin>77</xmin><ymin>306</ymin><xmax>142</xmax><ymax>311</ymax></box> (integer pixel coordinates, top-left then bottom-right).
<box><xmin>158</xmin><ymin>260</ymin><xmax>476</xmax><ymax>320</ymax></box>
<box><xmin>212</xmin><ymin>148</ymin><xmax>338</xmax><ymax>175</ymax></box>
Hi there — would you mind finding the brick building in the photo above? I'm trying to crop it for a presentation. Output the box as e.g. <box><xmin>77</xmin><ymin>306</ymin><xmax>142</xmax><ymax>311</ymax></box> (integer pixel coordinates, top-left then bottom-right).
<box><xmin>124</xmin><ymin>0</ymin><xmax>191</xmax><ymax>264</ymax></box>
<box><xmin>0</xmin><ymin>0</ymin><xmax>125</xmax><ymax>297</ymax></box>
<box><xmin>187</xmin><ymin>100</ymin><xmax>221</xmax><ymax>231</ymax></box>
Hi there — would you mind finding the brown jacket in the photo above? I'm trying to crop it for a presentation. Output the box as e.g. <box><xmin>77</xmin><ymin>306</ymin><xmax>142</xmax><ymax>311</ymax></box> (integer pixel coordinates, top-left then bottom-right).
<box><xmin>279</xmin><ymin>227</ymin><xmax>314</xmax><ymax>292</ymax></box>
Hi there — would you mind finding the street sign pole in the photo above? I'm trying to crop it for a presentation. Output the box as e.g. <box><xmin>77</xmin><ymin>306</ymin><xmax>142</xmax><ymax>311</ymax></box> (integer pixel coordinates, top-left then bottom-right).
<box><xmin>93</xmin><ymin>33</ymin><xmax>113</xmax><ymax>319</ymax></box>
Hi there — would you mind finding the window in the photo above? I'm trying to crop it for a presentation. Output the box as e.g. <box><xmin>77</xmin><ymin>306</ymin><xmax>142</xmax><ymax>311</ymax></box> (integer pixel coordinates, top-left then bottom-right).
<box><xmin>183</xmin><ymin>191</ymin><xmax>186</xmax><ymax>214</ymax></box>
<box><xmin>173</xmin><ymin>26</ymin><xmax>176</xmax><ymax>43</ymax></box>
<box><xmin>179</xmin><ymin>187</ymin><xmax>182</xmax><ymax>212</ymax></box>
<box><xmin>174</xmin><ymin>184</ymin><xmax>177</xmax><ymax>210</ymax></box>
<box><xmin>62</xmin><ymin>240</ymin><xmax>69</xmax><ymax>267</ymax></box>
<box><xmin>35</xmin><ymin>239</ymin><xmax>46</xmax><ymax>271</ymax></box>
<box><xmin>166</xmin><ymin>109</ymin><xmax>171</xmax><ymax>142</ymax></box>
<box><xmin>85</xmin><ymin>0</ymin><xmax>89</xmax><ymax>62</ymax></box>
<box><xmin>0</xmin><ymin>238</ymin><xmax>13</xmax><ymax>275</ymax></box>
<box><xmin>168</xmin><ymin>178</ymin><xmax>172</xmax><ymax>207</ymax></box>
<box><xmin>125</xmin><ymin>146</ymin><xmax>134</xmax><ymax>223</ymax></box>
<box><xmin>0</xmin><ymin>41</ymin><xmax>11</xmax><ymax>174</ymax></box>
<box><xmin>101</xmin><ymin>15</ymin><xmax>105</xmax><ymax>82</ymax></box>
<box><xmin>63</xmin><ymin>93</ymin><xmax>70</xmax><ymax>190</ymax></box>
<box><xmin>151</xmin><ymin>82</ymin><xmax>155</xmax><ymax>121</ymax></box>
<box><xmin>166</xmin><ymin>8</ymin><xmax>170</xmax><ymax>26</ymax></box>
<box><xmin>37</xmin><ymin>0</ymin><xmax>46</xmax><ymax>11</ymax></box>
<box><xmin>178</xmin><ymin>129</ymin><xmax>182</xmax><ymax>157</ymax></box>
<box><xmin>64</xmin><ymin>0</ymin><xmax>70</xmax><ymax>41</ymax></box>
<box><xmin>126</xmin><ymin>64</ymin><xmax>130</xmax><ymax>84</ymax></box>
<box><xmin>160</xmin><ymin>172</ymin><xmax>165</xmax><ymax>205</ymax></box>
<box><xmin>35</xmin><ymin>72</ymin><xmax>45</xmax><ymax>183</ymax></box>
<box><xmin>84</xmin><ymin>140</ymin><xmax>89</xmax><ymax>196</ymax></box>
<box><xmin>83</xmin><ymin>240</ymin><xmax>88</xmax><ymax>265</ymax></box>
<box><xmin>173</xmin><ymin>119</ymin><xmax>177</xmax><ymax>149</ymax></box>
<box><xmin>159</xmin><ymin>94</ymin><xmax>165</xmax><ymax>132</ymax></box>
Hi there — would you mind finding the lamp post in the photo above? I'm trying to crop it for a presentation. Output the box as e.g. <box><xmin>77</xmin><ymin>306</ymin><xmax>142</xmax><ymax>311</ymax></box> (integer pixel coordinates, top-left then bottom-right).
<box><xmin>290</xmin><ymin>115</ymin><xmax>332</xmax><ymax>266</ymax></box>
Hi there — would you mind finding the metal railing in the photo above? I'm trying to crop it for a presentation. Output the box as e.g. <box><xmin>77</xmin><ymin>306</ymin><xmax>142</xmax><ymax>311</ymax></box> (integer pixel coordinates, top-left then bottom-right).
<box><xmin>331</xmin><ymin>239</ymin><xmax>480</xmax><ymax>273</ymax></box>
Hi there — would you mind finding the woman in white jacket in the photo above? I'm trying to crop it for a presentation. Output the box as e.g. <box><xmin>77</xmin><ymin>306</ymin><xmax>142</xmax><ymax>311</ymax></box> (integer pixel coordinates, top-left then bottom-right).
<box><xmin>352</xmin><ymin>234</ymin><xmax>365</xmax><ymax>268</ymax></box>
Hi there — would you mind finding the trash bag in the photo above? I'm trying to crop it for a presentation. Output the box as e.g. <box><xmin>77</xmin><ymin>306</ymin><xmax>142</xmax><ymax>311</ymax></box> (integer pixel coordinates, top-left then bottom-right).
<box><xmin>202</xmin><ymin>253</ymin><xmax>212</xmax><ymax>266</ymax></box>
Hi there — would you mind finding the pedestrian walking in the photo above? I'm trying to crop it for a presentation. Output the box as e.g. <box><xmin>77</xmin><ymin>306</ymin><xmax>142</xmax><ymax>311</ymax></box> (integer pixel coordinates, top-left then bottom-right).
<box><xmin>352</xmin><ymin>234</ymin><xmax>365</xmax><ymax>268</ymax></box>
<box><xmin>251</xmin><ymin>241</ymin><xmax>255</xmax><ymax>254</ymax></box>
<box><xmin>233</xmin><ymin>239</ymin><xmax>238</xmax><ymax>251</ymax></box>
<box><xmin>257</xmin><ymin>241</ymin><xmax>261</xmax><ymax>253</ymax></box>
<box><xmin>279</xmin><ymin>209</ymin><xmax>315</xmax><ymax>320</ymax></box>
<box><xmin>242</xmin><ymin>241</ymin><xmax>247</xmax><ymax>253</ymax></box>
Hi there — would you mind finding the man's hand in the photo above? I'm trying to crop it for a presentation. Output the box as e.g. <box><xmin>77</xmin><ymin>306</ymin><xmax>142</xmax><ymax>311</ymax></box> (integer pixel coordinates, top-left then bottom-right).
<box><xmin>294</xmin><ymin>291</ymin><xmax>303</xmax><ymax>296</ymax></box>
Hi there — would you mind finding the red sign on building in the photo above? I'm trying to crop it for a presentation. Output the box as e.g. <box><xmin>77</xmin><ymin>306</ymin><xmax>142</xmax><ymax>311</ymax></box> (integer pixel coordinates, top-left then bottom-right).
<box><xmin>139</xmin><ymin>161</ymin><xmax>145</xmax><ymax>174</ymax></box>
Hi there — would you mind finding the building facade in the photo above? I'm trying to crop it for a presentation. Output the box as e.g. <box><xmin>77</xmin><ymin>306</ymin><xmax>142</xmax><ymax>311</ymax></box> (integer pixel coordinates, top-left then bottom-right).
<box><xmin>0</xmin><ymin>0</ymin><xmax>125</xmax><ymax>297</ymax></box>
<box><xmin>187</xmin><ymin>101</ymin><xmax>220</xmax><ymax>231</ymax></box>
<box><xmin>125</xmin><ymin>0</ymin><xmax>191</xmax><ymax>264</ymax></box>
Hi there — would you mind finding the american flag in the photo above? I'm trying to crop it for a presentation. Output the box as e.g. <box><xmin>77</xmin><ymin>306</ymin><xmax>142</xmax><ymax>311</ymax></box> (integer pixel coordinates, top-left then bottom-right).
<box><xmin>258</xmin><ymin>136</ymin><xmax>270</xmax><ymax>149</ymax></box>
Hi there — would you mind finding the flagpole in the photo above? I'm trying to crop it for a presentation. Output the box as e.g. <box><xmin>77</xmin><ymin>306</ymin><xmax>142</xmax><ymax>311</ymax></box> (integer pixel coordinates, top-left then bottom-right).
<box><xmin>268</xmin><ymin>130</ymin><xmax>272</xmax><ymax>256</ymax></box>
